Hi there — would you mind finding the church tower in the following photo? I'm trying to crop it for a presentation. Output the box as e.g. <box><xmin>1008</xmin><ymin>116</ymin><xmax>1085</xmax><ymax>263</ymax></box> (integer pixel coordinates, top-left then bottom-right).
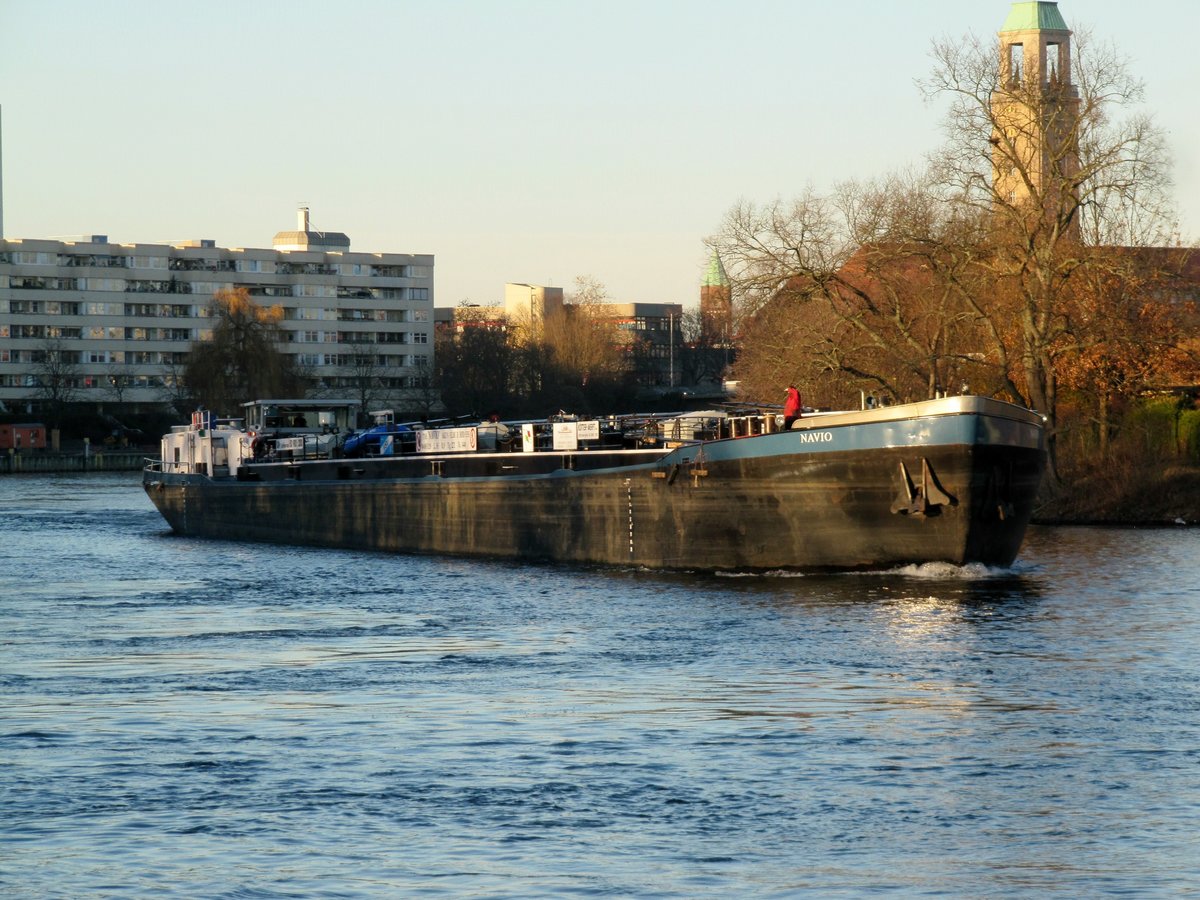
<box><xmin>699</xmin><ymin>251</ymin><xmax>732</xmax><ymax>346</ymax></box>
<box><xmin>991</xmin><ymin>1</ymin><xmax>1081</xmax><ymax>238</ymax></box>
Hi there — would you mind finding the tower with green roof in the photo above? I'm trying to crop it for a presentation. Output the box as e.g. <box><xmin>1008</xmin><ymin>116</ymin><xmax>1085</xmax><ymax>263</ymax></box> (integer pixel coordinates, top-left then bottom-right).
<box><xmin>699</xmin><ymin>251</ymin><xmax>732</xmax><ymax>346</ymax></box>
<box><xmin>991</xmin><ymin>1</ymin><xmax>1081</xmax><ymax>238</ymax></box>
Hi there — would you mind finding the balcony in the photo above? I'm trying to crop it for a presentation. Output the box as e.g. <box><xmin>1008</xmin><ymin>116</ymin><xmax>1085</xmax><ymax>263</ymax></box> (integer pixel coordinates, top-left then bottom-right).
<box><xmin>168</xmin><ymin>258</ymin><xmax>236</xmax><ymax>272</ymax></box>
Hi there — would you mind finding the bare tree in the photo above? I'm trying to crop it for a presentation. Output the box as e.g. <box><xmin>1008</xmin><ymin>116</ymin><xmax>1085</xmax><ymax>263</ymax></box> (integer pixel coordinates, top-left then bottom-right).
<box><xmin>669</xmin><ymin>308</ymin><xmax>723</xmax><ymax>389</ymax></box>
<box><xmin>921</xmin><ymin>27</ymin><xmax>1177</xmax><ymax>475</ymax></box>
<box><xmin>399</xmin><ymin>373</ymin><xmax>443</xmax><ymax>421</ymax></box>
<box><xmin>679</xmin><ymin>308</ymin><xmax>704</xmax><ymax>346</ymax></box>
<box><xmin>32</xmin><ymin>338</ymin><xmax>82</xmax><ymax>426</ymax></box>
<box><xmin>159</xmin><ymin>354</ymin><xmax>192</xmax><ymax>415</ymax></box>
<box><xmin>340</xmin><ymin>338</ymin><xmax>384</xmax><ymax>413</ymax></box>
<box><xmin>549</xmin><ymin>276</ymin><xmax>625</xmax><ymax>391</ymax></box>
<box><xmin>104</xmin><ymin>363</ymin><xmax>131</xmax><ymax>404</ymax></box>
<box><xmin>709</xmin><ymin>173</ymin><xmax>991</xmax><ymax>407</ymax></box>
<box><xmin>435</xmin><ymin>304</ymin><xmax>514</xmax><ymax>416</ymax></box>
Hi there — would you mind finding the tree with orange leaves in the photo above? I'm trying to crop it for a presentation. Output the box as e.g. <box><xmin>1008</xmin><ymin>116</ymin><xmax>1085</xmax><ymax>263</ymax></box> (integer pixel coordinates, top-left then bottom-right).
<box><xmin>182</xmin><ymin>287</ymin><xmax>306</xmax><ymax>415</ymax></box>
<box><xmin>1056</xmin><ymin>249</ymin><xmax>1199</xmax><ymax>459</ymax></box>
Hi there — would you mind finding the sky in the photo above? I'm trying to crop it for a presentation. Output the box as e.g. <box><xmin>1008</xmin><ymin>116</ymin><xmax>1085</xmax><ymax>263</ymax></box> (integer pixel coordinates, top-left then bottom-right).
<box><xmin>2</xmin><ymin>0</ymin><xmax>1197</xmax><ymax>310</ymax></box>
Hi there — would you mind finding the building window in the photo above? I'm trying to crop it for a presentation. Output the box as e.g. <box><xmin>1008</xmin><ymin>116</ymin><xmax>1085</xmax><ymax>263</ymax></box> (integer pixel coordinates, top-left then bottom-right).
<box><xmin>14</xmin><ymin>251</ymin><xmax>54</xmax><ymax>265</ymax></box>
<box><xmin>293</xmin><ymin>284</ymin><xmax>337</xmax><ymax>298</ymax></box>
<box><xmin>130</xmin><ymin>256</ymin><xmax>168</xmax><ymax>269</ymax></box>
<box><xmin>82</xmin><ymin>278</ymin><xmax>126</xmax><ymax>292</ymax></box>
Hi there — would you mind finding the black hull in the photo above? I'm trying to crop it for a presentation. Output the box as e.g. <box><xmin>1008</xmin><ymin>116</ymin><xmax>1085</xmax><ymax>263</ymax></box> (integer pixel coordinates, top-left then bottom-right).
<box><xmin>144</xmin><ymin>438</ymin><xmax>1044</xmax><ymax>572</ymax></box>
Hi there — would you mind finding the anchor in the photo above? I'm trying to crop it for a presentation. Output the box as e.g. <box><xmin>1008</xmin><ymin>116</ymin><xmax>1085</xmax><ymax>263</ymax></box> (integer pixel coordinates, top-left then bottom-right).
<box><xmin>891</xmin><ymin>458</ymin><xmax>956</xmax><ymax>517</ymax></box>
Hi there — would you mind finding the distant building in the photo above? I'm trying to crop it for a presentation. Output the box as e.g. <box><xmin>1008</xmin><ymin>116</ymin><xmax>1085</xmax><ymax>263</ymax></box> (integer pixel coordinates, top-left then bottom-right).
<box><xmin>434</xmin><ymin>304</ymin><xmax>508</xmax><ymax>334</ymax></box>
<box><xmin>503</xmin><ymin>283</ymin><xmax>564</xmax><ymax>334</ymax></box>
<box><xmin>0</xmin><ymin>422</ymin><xmax>46</xmax><ymax>451</ymax></box>
<box><xmin>446</xmin><ymin>285</ymin><xmax>684</xmax><ymax>388</ymax></box>
<box><xmin>699</xmin><ymin>251</ymin><xmax>732</xmax><ymax>346</ymax></box>
<box><xmin>0</xmin><ymin>208</ymin><xmax>434</xmax><ymax>410</ymax></box>
<box><xmin>602</xmin><ymin>302</ymin><xmax>684</xmax><ymax>387</ymax></box>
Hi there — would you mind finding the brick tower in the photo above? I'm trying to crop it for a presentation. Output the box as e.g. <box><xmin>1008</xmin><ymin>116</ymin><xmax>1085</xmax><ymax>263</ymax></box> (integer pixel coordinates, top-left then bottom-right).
<box><xmin>991</xmin><ymin>1</ymin><xmax>1081</xmax><ymax>238</ymax></box>
<box><xmin>700</xmin><ymin>251</ymin><xmax>732</xmax><ymax>346</ymax></box>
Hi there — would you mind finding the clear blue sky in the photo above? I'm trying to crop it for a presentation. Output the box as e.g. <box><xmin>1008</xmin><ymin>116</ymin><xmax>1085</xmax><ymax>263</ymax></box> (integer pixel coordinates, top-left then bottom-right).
<box><xmin>2</xmin><ymin>1</ymin><xmax>1196</xmax><ymax>309</ymax></box>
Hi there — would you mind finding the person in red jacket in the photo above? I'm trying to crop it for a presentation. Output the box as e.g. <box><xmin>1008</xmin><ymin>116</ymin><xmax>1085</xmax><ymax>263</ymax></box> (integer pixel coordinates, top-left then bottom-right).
<box><xmin>783</xmin><ymin>384</ymin><xmax>802</xmax><ymax>429</ymax></box>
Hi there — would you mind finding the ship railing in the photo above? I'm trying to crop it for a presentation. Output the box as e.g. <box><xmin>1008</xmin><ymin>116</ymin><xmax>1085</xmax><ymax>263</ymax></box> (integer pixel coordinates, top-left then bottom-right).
<box><xmin>154</xmin><ymin>458</ymin><xmax>198</xmax><ymax>475</ymax></box>
<box><xmin>472</xmin><ymin>410</ymin><xmax>787</xmax><ymax>451</ymax></box>
<box><xmin>243</xmin><ymin>432</ymin><xmax>340</xmax><ymax>465</ymax></box>
<box><xmin>227</xmin><ymin>410</ymin><xmax>788</xmax><ymax>462</ymax></box>
<box><xmin>626</xmin><ymin>411</ymin><xmax>784</xmax><ymax>445</ymax></box>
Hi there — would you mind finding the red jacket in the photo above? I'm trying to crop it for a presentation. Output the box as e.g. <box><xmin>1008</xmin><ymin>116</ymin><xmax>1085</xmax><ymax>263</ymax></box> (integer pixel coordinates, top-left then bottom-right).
<box><xmin>784</xmin><ymin>387</ymin><xmax>802</xmax><ymax>417</ymax></box>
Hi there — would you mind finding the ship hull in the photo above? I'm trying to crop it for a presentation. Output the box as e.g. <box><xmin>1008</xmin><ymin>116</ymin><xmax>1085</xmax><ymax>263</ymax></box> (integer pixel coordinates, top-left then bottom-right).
<box><xmin>143</xmin><ymin>397</ymin><xmax>1045</xmax><ymax>572</ymax></box>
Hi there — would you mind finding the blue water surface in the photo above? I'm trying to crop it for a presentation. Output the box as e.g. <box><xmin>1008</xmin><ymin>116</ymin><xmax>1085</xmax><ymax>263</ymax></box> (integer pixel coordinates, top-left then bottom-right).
<box><xmin>1</xmin><ymin>472</ymin><xmax>1198</xmax><ymax>898</ymax></box>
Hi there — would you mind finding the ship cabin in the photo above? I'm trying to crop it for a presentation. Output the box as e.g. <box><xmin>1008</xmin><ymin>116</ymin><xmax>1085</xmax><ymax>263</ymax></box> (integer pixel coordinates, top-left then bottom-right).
<box><xmin>157</xmin><ymin>400</ymin><xmax>362</xmax><ymax>478</ymax></box>
<box><xmin>242</xmin><ymin>399</ymin><xmax>361</xmax><ymax>436</ymax></box>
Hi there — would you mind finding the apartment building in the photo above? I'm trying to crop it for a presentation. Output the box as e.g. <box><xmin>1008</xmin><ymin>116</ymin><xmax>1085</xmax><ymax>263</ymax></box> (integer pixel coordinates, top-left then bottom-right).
<box><xmin>0</xmin><ymin>209</ymin><xmax>434</xmax><ymax>411</ymax></box>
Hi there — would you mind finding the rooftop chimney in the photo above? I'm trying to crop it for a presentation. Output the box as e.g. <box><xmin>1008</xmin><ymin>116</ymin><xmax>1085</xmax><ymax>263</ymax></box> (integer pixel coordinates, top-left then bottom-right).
<box><xmin>298</xmin><ymin>206</ymin><xmax>310</xmax><ymax>231</ymax></box>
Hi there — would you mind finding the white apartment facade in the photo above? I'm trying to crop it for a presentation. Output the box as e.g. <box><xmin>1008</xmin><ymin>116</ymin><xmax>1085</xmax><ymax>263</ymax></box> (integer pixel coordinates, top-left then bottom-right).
<box><xmin>0</xmin><ymin>210</ymin><xmax>434</xmax><ymax>411</ymax></box>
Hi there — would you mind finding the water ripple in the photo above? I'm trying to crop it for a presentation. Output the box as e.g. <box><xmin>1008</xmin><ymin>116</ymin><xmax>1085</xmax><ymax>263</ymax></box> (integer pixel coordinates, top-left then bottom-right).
<box><xmin>1</xmin><ymin>476</ymin><xmax>1198</xmax><ymax>898</ymax></box>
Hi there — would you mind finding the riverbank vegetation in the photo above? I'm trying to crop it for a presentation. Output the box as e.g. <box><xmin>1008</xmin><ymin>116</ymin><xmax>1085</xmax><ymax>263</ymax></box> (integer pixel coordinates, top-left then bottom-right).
<box><xmin>1035</xmin><ymin>395</ymin><xmax>1200</xmax><ymax>523</ymax></box>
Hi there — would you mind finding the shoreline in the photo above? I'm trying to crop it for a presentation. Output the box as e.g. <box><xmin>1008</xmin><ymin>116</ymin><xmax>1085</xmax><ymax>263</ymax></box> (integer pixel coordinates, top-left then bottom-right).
<box><xmin>1031</xmin><ymin>517</ymin><xmax>1195</xmax><ymax>528</ymax></box>
<box><xmin>0</xmin><ymin>450</ymin><xmax>148</xmax><ymax>475</ymax></box>
<box><xmin>1032</xmin><ymin>463</ymin><xmax>1200</xmax><ymax>528</ymax></box>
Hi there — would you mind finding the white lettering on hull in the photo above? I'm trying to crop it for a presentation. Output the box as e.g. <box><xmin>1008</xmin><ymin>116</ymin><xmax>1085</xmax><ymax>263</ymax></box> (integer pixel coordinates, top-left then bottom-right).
<box><xmin>797</xmin><ymin>431</ymin><xmax>834</xmax><ymax>444</ymax></box>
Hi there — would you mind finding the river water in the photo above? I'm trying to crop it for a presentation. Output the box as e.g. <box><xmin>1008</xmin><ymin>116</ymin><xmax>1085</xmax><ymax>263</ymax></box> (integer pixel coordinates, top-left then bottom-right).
<box><xmin>2</xmin><ymin>472</ymin><xmax>1198</xmax><ymax>898</ymax></box>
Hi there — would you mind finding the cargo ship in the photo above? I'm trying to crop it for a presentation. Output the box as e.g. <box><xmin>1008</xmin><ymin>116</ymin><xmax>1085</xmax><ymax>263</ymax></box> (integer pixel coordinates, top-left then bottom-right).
<box><xmin>142</xmin><ymin>396</ymin><xmax>1045</xmax><ymax>572</ymax></box>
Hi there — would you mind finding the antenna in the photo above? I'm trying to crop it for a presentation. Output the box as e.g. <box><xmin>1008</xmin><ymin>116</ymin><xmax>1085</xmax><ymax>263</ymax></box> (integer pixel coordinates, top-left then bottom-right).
<box><xmin>1</xmin><ymin>104</ymin><xmax>5</xmax><ymax>239</ymax></box>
